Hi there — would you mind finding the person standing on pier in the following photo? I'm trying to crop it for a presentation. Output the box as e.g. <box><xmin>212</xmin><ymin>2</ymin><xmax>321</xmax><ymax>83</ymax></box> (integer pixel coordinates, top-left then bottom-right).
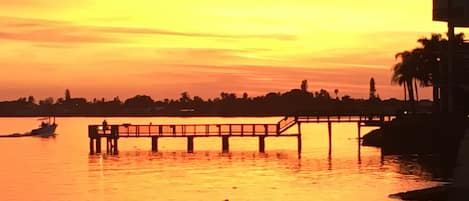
<box><xmin>102</xmin><ymin>120</ymin><xmax>108</xmax><ymax>132</ymax></box>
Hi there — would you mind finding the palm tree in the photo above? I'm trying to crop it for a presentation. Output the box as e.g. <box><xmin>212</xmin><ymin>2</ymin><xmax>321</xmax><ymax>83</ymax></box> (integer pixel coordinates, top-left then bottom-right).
<box><xmin>415</xmin><ymin>33</ymin><xmax>465</xmax><ymax>109</ymax></box>
<box><xmin>393</xmin><ymin>33</ymin><xmax>466</xmax><ymax>111</ymax></box>
<box><xmin>416</xmin><ymin>34</ymin><xmax>445</xmax><ymax>104</ymax></box>
<box><xmin>392</xmin><ymin>50</ymin><xmax>417</xmax><ymax>109</ymax></box>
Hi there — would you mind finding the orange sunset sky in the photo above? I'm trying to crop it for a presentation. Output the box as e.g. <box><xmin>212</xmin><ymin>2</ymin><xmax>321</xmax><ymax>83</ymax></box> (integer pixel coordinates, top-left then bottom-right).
<box><xmin>1</xmin><ymin>0</ymin><xmax>467</xmax><ymax>101</ymax></box>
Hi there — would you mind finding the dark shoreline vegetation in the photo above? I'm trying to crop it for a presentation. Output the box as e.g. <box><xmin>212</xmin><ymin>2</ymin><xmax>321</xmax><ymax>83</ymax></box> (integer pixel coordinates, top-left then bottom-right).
<box><xmin>0</xmin><ymin>86</ymin><xmax>433</xmax><ymax>117</ymax></box>
<box><xmin>362</xmin><ymin>113</ymin><xmax>467</xmax><ymax>180</ymax></box>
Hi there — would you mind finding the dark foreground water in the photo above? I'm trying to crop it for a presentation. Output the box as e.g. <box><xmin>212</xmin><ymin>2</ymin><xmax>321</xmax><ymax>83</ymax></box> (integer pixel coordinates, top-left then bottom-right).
<box><xmin>0</xmin><ymin>117</ymin><xmax>443</xmax><ymax>201</ymax></box>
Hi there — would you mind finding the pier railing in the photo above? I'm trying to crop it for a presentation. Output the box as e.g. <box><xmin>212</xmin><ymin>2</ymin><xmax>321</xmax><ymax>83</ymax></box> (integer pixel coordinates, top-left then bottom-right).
<box><xmin>90</xmin><ymin>123</ymin><xmax>282</xmax><ymax>138</ymax></box>
<box><xmin>88</xmin><ymin>114</ymin><xmax>396</xmax><ymax>155</ymax></box>
<box><xmin>277</xmin><ymin>116</ymin><xmax>297</xmax><ymax>133</ymax></box>
<box><xmin>296</xmin><ymin>114</ymin><xmax>395</xmax><ymax>124</ymax></box>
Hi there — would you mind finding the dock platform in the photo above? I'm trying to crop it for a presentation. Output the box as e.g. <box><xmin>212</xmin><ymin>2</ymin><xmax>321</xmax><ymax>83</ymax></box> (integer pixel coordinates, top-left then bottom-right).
<box><xmin>88</xmin><ymin>114</ymin><xmax>395</xmax><ymax>155</ymax></box>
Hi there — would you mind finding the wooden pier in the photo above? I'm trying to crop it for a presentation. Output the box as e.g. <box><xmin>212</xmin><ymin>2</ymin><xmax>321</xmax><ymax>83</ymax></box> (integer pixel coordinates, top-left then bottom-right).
<box><xmin>88</xmin><ymin>114</ymin><xmax>395</xmax><ymax>156</ymax></box>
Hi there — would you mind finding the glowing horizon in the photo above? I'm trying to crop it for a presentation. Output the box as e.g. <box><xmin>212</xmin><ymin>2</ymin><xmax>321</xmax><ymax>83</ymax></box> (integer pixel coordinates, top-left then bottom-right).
<box><xmin>0</xmin><ymin>0</ymin><xmax>464</xmax><ymax>101</ymax></box>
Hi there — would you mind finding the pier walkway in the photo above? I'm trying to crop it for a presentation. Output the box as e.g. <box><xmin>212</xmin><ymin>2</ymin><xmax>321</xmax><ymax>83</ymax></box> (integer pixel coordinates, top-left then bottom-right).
<box><xmin>88</xmin><ymin>114</ymin><xmax>395</xmax><ymax>155</ymax></box>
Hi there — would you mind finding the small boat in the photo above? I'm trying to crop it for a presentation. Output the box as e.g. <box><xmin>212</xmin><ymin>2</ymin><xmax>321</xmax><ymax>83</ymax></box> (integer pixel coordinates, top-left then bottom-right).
<box><xmin>31</xmin><ymin>117</ymin><xmax>58</xmax><ymax>137</ymax></box>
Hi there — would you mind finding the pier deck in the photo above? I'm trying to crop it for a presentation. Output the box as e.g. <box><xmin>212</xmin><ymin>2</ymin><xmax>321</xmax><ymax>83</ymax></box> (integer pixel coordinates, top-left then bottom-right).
<box><xmin>91</xmin><ymin>123</ymin><xmax>293</xmax><ymax>138</ymax></box>
<box><xmin>88</xmin><ymin>114</ymin><xmax>395</xmax><ymax>155</ymax></box>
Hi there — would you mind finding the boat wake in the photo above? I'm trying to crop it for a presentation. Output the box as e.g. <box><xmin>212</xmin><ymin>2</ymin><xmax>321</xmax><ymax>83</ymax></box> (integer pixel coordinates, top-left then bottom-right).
<box><xmin>0</xmin><ymin>132</ymin><xmax>33</xmax><ymax>138</ymax></box>
<box><xmin>0</xmin><ymin>117</ymin><xmax>57</xmax><ymax>138</ymax></box>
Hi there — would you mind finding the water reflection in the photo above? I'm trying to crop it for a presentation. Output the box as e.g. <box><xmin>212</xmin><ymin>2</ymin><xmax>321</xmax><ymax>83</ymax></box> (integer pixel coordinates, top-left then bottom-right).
<box><xmin>88</xmin><ymin>150</ymin><xmax>446</xmax><ymax>182</ymax></box>
<box><xmin>86</xmin><ymin>151</ymin><xmax>444</xmax><ymax>201</ymax></box>
<box><xmin>386</xmin><ymin>154</ymin><xmax>454</xmax><ymax>181</ymax></box>
<box><xmin>0</xmin><ymin>117</ymin><xmax>446</xmax><ymax>201</ymax></box>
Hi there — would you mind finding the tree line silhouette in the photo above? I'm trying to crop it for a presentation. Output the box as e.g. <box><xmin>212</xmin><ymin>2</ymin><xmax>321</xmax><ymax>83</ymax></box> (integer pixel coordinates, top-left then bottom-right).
<box><xmin>8</xmin><ymin>31</ymin><xmax>464</xmax><ymax>117</ymax></box>
<box><xmin>0</xmin><ymin>80</ymin><xmax>432</xmax><ymax>116</ymax></box>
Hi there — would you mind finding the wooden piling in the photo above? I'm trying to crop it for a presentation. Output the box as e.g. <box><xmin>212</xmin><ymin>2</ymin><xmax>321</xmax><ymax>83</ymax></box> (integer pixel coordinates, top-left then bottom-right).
<box><xmin>89</xmin><ymin>138</ymin><xmax>95</xmax><ymax>155</ymax></box>
<box><xmin>357</xmin><ymin>121</ymin><xmax>361</xmax><ymax>163</ymax></box>
<box><xmin>297</xmin><ymin>134</ymin><xmax>302</xmax><ymax>158</ymax></box>
<box><xmin>357</xmin><ymin>122</ymin><xmax>361</xmax><ymax>139</ymax></box>
<box><xmin>297</xmin><ymin>122</ymin><xmax>301</xmax><ymax>135</ymax></box>
<box><xmin>96</xmin><ymin>137</ymin><xmax>101</xmax><ymax>154</ymax></box>
<box><xmin>112</xmin><ymin>137</ymin><xmax>118</xmax><ymax>154</ymax></box>
<box><xmin>109</xmin><ymin>138</ymin><xmax>115</xmax><ymax>155</ymax></box>
<box><xmin>222</xmin><ymin>136</ymin><xmax>229</xmax><ymax>153</ymax></box>
<box><xmin>106</xmin><ymin>137</ymin><xmax>111</xmax><ymax>154</ymax></box>
<box><xmin>259</xmin><ymin>136</ymin><xmax>265</xmax><ymax>153</ymax></box>
<box><xmin>151</xmin><ymin>136</ymin><xmax>158</xmax><ymax>152</ymax></box>
<box><xmin>328</xmin><ymin>121</ymin><xmax>332</xmax><ymax>155</ymax></box>
<box><xmin>297</xmin><ymin>122</ymin><xmax>302</xmax><ymax>158</ymax></box>
<box><xmin>187</xmin><ymin>136</ymin><xmax>194</xmax><ymax>153</ymax></box>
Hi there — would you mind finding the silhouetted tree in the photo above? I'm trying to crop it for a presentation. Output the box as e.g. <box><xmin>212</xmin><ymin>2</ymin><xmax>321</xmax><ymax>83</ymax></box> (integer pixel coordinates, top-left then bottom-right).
<box><xmin>301</xmin><ymin>80</ymin><xmax>308</xmax><ymax>92</ymax></box>
<box><xmin>265</xmin><ymin>92</ymin><xmax>280</xmax><ymax>100</ymax></box>
<box><xmin>113</xmin><ymin>96</ymin><xmax>121</xmax><ymax>103</ymax></box>
<box><xmin>334</xmin><ymin>89</ymin><xmax>339</xmax><ymax>100</ymax></box>
<box><xmin>242</xmin><ymin>92</ymin><xmax>249</xmax><ymax>100</ymax></box>
<box><xmin>193</xmin><ymin>96</ymin><xmax>204</xmax><ymax>103</ymax></box>
<box><xmin>369</xmin><ymin>78</ymin><xmax>377</xmax><ymax>100</ymax></box>
<box><xmin>315</xmin><ymin>89</ymin><xmax>330</xmax><ymax>100</ymax></box>
<box><xmin>180</xmin><ymin>92</ymin><xmax>191</xmax><ymax>103</ymax></box>
<box><xmin>342</xmin><ymin>95</ymin><xmax>351</xmax><ymax>101</ymax></box>
<box><xmin>27</xmin><ymin>96</ymin><xmax>35</xmax><ymax>104</ymax></box>
<box><xmin>392</xmin><ymin>50</ymin><xmax>416</xmax><ymax>109</ymax></box>
<box><xmin>17</xmin><ymin>97</ymin><xmax>27</xmax><ymax>103</ymax></box>
<box><xmin>39</xmin><ymin>97</ymin><xmax>54</xmax><ymax>105</ymax></box>
<box><xmin>393</xmin><ymin>33</ymin><xmax>465</xmax><ymax>105</ymax></box>
<box><xmin>220</xmin><ymin>92</ymin><xmax>228</xmax><ymax>100</ymax></box>
<box><xmin>220</xmin><ymin>92</ymin><xmax>236</xmax><ymax>101</ymax></box>
<box><xmin>124</xmin><ymin>95</ymin><xmax>154</xmax><ymax>108</ymax></box>
<box><xmin>416</xmin><ymin>33</ymin><xmax>464</xmax><ymax>103</ymax></box>
<box><xmin>65</xmin><ymin>89</ymin><xmax>71</xmax><ymax>101</ymax></box>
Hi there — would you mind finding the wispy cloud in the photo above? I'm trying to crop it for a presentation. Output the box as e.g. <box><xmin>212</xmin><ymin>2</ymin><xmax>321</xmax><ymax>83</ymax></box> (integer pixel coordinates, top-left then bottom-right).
<box><xmin>93</xmin><ymin>26</ymin><xmax>296</xmax><ymax>40</ymax></box>
<box><xmin>0</xmin><ymin>16</ymin><xmax>118</xmax><ymax>43</ymax></box>
<box><xmin>0</xmin><ymin>30</ymin><xmax>117</xmax><ymax>43</ymax></box>
<box><xmin>0</xmin><ymin>16</ymin><xmax>296</xmax><ymax>45</ymax></box>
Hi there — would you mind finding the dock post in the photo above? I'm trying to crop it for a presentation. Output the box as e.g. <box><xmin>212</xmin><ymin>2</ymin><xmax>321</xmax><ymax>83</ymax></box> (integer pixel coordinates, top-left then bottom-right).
<box><xmin>259</xmin><ymin>136</ymin><xmax>265</xmax><ymax>153</ymax></box>
<box><xmin>187</xmin><ymin>136</ymin><xmax>194</xmax><ymax>153</ymax></box>
<box><xmin>357</xmin><ymin>122</ymin><xmax>361</xmax><ymax>163</ymax></box>
<box><xmin>357</xmin><ymin>121</ymin><xmax>361</xmax><ymax>139</ymax></box>
<box><xmin>95</xmin><ymin>137</ymin><xmax>102</xmax><ymax>154</ymax></box>
<box><xmin>88</xmin><ymin>125</ymin><xmax>97</xmax><ymax>155</ymax></box>
<box><xmin>106</xmin><ymin>137</ymin><xmax>112</xmax><ymax>154</ymax></box>
<box><xmin>112</xmin><ymin>137</ymin><xmax>118</xmax><ymax>155</ymax></box>
<box><xmin>110</xmin><ymin>125</ymin><xmax>119</xmax><ymax>155</ymax></box>
<box><xmin>222</xmin><ymin>136</ymin><xmax>229</xmax><ymax>153</ymax></box>
<box><xmin>151</xmin><ymin>136</ymin><xmax>158</xmax><ymax>152</ymax></box>
<box><xmin>89</xmin><ymin>138</ymin><xmax>95</xmax><ymax>155</ymax></box>
<box><xmin>297</xmin><ymin>134</ymin><xmax>302</xmax><ymax>158</ymax></box>
<box><xmin>297</xmin><ymin>122</ymin><xmax>302</xmax><ymax>158</ymax></box>
<box><xmin>328</xmin><ymin>121</ymin><xmax>332</xmax><ymax>155</ymax></box>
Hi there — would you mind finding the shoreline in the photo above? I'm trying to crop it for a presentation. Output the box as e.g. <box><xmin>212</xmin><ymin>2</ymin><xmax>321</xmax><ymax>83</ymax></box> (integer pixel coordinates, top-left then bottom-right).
<box><xmin>0</xmin><ymin>113</ymin><xmax>399</xmax><ymax>118</ymax></box>
<box><xmin>0</xmin><ymin>114</ymin><xmax>287</xmax><ymax>118</ymax></box>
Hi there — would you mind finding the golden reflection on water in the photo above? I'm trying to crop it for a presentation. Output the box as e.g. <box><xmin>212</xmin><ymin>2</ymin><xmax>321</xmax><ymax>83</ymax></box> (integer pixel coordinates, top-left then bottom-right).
<box><xmin>0</xmin><ymin>117</ymin><xmax>443</xmax><ymax>201</ymax></box>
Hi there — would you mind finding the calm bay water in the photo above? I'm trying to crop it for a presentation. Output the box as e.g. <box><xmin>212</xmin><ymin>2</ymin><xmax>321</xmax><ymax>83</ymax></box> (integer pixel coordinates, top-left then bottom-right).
<box><xmin>0</xmin><ymin>117</ymin><xmax>443</xmax><ymax>201</ymax></box>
